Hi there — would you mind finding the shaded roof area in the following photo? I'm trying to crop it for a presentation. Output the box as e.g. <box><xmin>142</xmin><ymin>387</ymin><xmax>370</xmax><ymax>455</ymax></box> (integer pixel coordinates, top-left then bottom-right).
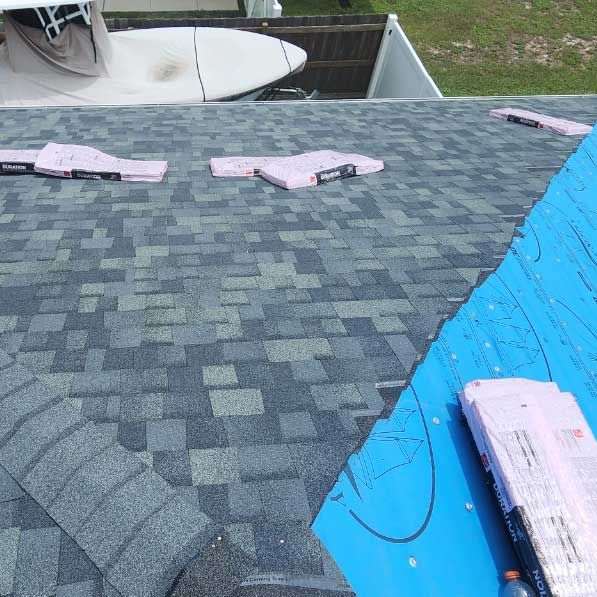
<box><xmin>0</xmin><ymin>95</ymin><xmax>596</xmax><ymax>597</ymax></box>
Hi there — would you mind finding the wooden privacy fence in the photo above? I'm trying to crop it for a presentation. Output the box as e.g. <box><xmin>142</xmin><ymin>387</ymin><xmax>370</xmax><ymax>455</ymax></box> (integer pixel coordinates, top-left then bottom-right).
<box><xmin>105</xmin><ymin>14</ymin><xmax>389</xmax><ymax>97</ymax></box>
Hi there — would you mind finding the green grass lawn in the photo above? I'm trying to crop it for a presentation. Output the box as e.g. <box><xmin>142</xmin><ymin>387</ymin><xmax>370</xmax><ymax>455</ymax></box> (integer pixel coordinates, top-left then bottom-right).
<box><xmin>282</xmin><ymin>0</ymin><xmax>597</xmax><ymax>96</ymax></box>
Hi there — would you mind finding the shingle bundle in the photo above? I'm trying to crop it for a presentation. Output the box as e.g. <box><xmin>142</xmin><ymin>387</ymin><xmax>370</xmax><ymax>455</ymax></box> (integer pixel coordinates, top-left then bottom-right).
<box><xmin>208</xmin><ymin>157</ymin><xmax>274</xmax><ymax>177</ymax></box>
<box><xmin>460</xmin><ymin>379</ymin><xmax>597</xmax><ymax>597</ymax></box>
<box><xmin>209</xmin><ymin>150</ymin><xmax>384</xmax><ymax>189</ymax></box>
<box><xmin>34</xmin><ymin>143</ymin><xmax>168</xmax><ymax>182</ymax></box>
<box><xmin>489</xmin><ymin>108</ymin><xmax>593</xmax><ymax>136</ymax></box>
<box><xmin>0</xmin><ymin>144</ymin><xmax>168</xmax><ymax>182</ymax></box>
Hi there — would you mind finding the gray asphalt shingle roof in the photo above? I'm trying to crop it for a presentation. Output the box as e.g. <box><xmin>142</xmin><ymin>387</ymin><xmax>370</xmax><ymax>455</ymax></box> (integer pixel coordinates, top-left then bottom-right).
<box><xmin>0</xmin><ymin>95</ymin><xmax>596</xmax><ymax>596</ymax></box>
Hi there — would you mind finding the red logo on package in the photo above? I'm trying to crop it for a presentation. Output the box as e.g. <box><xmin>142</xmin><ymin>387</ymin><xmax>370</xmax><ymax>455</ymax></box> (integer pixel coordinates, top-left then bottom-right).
<box><xmin>573</xmin><ymin>429</ymin><xmax>584</xmax><ymax>438</ymax></box>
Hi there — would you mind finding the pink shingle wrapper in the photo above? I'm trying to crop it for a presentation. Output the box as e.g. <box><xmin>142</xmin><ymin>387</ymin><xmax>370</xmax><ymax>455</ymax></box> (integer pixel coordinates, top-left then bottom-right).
<box><xmin>258</xmin><ymin>150</ymin><xmax>384</xmax><ymax>190</ymax></box>
<box><xmin>461</xmin><ymin>379</ymin><xmax>597</xmax><ymax>596</ymax></box>
<box><xmin>34</xmin><ymin>143</ymin><xmax>168</xmax><ymax>182</ymax></box>
<box><xmin>460</xmin><ymin>378</ymin><xmax>561</xmax><ymax>472</ymax></box>
<box><xmin>489</xmin><ymin>108</ymin><xmax>593</xmax><ymax>136</ymax></box>
<box><xmin>209</xmin><ymin>157</ymin><xmax>277</xmax><ymax>177</ymax></box>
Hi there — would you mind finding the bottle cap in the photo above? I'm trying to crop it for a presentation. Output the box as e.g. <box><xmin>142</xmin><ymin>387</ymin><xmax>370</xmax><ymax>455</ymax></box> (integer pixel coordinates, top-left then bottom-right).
<box><xmin>504</xmin><ymin>571</ymin><xmax>521</xmax><ymax>581</ymax></box>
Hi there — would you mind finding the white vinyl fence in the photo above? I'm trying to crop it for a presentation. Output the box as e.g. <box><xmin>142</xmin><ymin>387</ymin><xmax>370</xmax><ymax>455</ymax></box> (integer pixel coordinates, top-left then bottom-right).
<box><xmin>367</xmin><ymin>14</ymin><xmax>442</xmax><ymax>99</ymax></box>
<box><xmin>244</xmin><ymin>0</ymin><xmax>282</xmax><ymax>18</ymax></box>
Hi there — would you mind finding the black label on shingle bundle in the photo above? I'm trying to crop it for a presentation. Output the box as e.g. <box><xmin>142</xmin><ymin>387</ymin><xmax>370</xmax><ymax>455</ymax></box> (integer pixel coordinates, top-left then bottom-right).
<box><xmin>507</xmin><ymin>114</ymin><xmax>541</xmax><ymax>128</ymax></box>
<box><xmin>462</xmin><ymin>415</ymin><xmax>553</xmax><ymax>597</ymax></box>
<box><xmin>71</xmin><ymin>170</ymin><xmax>122</xmax><ymax>181</ymax></box>
<box><xmin>0</xmin><ymin>162</ymin><xmax>36</xmax><ymax>175</ymax></box>
<box><xmin>484</xmin><ymin>463</ymin><xmax>553</xmax><ymax>596</ymax></box>
<box><xmin>509</xmin><ymin>506</ymin><xmax>553</xmax><ymax>597</ymax></box>
<box><xmin>315</xmin><ymin>164</ymin><xmax>356</xmax><ymax>185</ymax></box>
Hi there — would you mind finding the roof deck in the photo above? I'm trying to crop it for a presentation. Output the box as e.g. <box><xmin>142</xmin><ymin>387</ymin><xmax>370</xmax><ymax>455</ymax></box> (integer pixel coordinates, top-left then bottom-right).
<box><xmin>0</xmin><ymin>95</ymin><xmax>596</xmax><ymax>596</ymax></box>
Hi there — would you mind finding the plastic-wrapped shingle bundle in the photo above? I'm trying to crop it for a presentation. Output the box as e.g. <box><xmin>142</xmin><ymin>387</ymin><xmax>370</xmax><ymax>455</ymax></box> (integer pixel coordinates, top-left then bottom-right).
<box><xmin>34</xmin><ymin>143</ymin><xmax>168</xmax><ymax>182</ymax></box>
<box><xmin>209</xmin><ymin>157</ymin><xmax>276</xmax><ymax>177</ymax></box>
<box><xmin>0</xmin><ymin>144</ymin><xmax>168</xmax><ymax>181</ymax></box>
<box><xmin>460</xmin><ymin>379</ymin><xmax>597</xmax><ymax>597</ymax></box>
<box><xmin>489</xmin><ymin>108</ymin><xmax>593</xmax><ymax>136</ymax></box>
<box><xmin>259</xmin><ymin>150</ymin><xmax>384</xmax><ymax>190</ymax></box>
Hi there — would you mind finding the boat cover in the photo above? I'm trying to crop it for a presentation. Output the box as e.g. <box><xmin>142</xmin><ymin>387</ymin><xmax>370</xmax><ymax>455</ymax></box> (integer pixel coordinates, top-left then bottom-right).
<box><xmin>0</xmin><ymin>4</ymin><xmax>306</xmax><ymax>106</ymax></box>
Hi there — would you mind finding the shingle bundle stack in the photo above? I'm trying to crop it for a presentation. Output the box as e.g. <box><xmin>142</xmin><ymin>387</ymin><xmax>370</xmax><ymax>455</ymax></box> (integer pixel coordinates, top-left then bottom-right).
<box><xmin>489</xmin><ymin>108</ymin><xmax>593</xmax><ymax>136</ymax></box>
<box><xmin>460</xmin><ymin>379</ymin><xmax>597</xmax><ymax>597</ymax></box>
<box><xmin>0</xmin><ymin>143</ymin><xmax>168</xmax><ymax>182</ymax></box>
<box><xmin>209</xmin><ymin>150</ymin><xmax>384</xmax><ymax>189</ymax></box>
<box><xmin>259</xmin><ymin>150</ymin><xmax>384</xmax><ymax>190</ymax></box>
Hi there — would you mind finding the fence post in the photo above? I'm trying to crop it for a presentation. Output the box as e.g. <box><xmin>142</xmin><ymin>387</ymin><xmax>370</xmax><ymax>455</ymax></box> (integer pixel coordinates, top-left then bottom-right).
<box><xmin>245</xmin><ymin>0</ymin><xmax>282</xmax><ymax>18</ymax></box>
<box><xmin>271</xmin><ymin>1</ymin><xmax>282</xmax><ymax>17</ymax></box>
<box><xmin>366</xmin><ymin>14</ymin><xmax>395</xmax><ymax>98</ymax></box>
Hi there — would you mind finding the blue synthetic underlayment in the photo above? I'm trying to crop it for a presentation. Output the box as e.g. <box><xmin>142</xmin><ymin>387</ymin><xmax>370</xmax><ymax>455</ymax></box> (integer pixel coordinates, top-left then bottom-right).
<box><xmin>313</xmin><ymin>124</ymin><xmax>597</xmax><ymax>597</ymax></box>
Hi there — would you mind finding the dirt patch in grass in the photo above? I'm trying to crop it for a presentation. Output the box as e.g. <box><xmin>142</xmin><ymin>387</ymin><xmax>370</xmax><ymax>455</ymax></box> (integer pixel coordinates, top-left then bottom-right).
<box><xmin>424</xmin><ymin>34</ymin><xmax>596</xmax><ymax>69</ymax></box>
<box><xmin>523</xmin><ymin>37</ymin><xmax>553</xmax><ymax>65</ymax></box>
<box><xmin>561</xmin><ymin>34</ymin><xmax>597</xmax><ymax>60</ymax></box>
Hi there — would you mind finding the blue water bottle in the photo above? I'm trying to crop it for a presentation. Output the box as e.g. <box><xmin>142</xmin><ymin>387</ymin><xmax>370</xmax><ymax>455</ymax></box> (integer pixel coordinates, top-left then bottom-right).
<box><xmin>499</xmin><ymin>571</ymin><xmax>536</xmax><ymax>597</ymax></box>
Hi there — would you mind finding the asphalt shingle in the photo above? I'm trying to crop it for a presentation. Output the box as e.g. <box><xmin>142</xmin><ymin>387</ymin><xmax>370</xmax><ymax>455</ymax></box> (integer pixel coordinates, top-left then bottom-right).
<box><xmin>13</xmin><ymin>527</ymin><xmax>61</xmax><ymax>597</ymax></box>
<box><xmin>75</xmin><ymin>469</ymin><xmax>175</xmax><ymax>570</ymax></box>
<box><xmin>106</xmin><ymin>494</ymin><xmax>216</xmax><ymax>597</ymax></box>
<box><xmin>0</xmin><ymin>527</ymin><xmax>19</xmax><ymax>596</ymax></box>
